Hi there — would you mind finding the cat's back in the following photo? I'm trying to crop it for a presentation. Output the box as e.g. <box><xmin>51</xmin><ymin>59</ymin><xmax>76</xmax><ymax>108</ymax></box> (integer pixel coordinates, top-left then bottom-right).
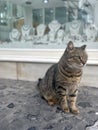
<box><xmin>44</xmin><ymin>63</ymin><xmax>58</xmax><ymax>81</ymax></box>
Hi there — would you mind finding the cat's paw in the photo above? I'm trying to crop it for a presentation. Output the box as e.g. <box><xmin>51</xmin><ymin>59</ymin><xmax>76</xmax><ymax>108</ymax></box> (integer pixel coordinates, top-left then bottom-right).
<box><xmin>62</xmin><ymin>107</ymin><xmax>70</xmax><ymax>113</ymax></box>
<box><xmin>71</xmin><ymin>108</ymin><xmax>79</xmax><ymax>114</ymax></box>
<box><xmin>48</xmin><ymin>101</ymin><xmax>55</xmax><ymax>106</ymax></box>
<box><xmin>48</xmin><ymin>99</ymin><xmax>58</xmax><ymax>106</ymax></box>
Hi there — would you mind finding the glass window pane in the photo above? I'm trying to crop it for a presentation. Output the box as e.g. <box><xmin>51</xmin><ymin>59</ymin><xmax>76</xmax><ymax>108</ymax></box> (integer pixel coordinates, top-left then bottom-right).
<box><xmin>13</xmin><ymin>4</ymin><xmax>23</xmax><ymax>19</ymax></box>
<box><xmin>55</xmin><ymin>7</ymin><xmax>67</xmax><ymax>24</ymax></box>
<box><xmin>45</xmin><ymin>8</ymin><xmax>54</xmax><ymax>25</ymax></box>
<box><xmin>68</xmin><ymin>8</ymin><xmax>79</xmax><ymax>22</ymax></box>
<box><xmin>0</xmin><ymin>1</ymin><xmax>7</xmax><ymax>26</ymax></box>
<box><xmin>33</xmin><ymin>9</ymin><xmax>43</xmax><ymax>27</ymax></box>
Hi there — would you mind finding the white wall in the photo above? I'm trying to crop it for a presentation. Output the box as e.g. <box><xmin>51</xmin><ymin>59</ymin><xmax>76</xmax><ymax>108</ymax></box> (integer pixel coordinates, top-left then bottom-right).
<box><xmin>0</xmin><ymin>61</ymin><xmax>97</xmax><ymax>88</ymax></box>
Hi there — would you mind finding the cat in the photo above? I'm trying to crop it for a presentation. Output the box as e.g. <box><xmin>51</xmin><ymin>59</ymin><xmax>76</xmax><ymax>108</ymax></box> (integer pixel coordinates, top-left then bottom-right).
<box><xmin>37</xmin><ymin>41</ymin><xmax>88</xmax><ymax>114</ymax></box>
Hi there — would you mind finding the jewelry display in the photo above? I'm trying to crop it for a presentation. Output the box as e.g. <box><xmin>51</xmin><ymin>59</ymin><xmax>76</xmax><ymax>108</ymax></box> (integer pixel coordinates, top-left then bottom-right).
<box><xmin>34</xmin><ymin>24</ymin><xmax>47</xmax><ymax>44</ymax></box>
<box><xmin>84</xmin><ymin>24</ymin><xmax>98</xmax><ymax>42</ymax></box>
<box><xmin>67</xmin><ymin>20</ymin><xmax>83</xmax><ymax>42</ymax></box>
<box><xmin>9</xmin><ymin>29</ymin><xmax>20</xmax><ymax>42</ymax></box>
<box><xmin>56</xmin><ymin>29</ymin><xmax>65</xmax><ymax>44</ymax></box>
<box><xmin>21</xmin><ymin>24</ymin><xmax>32</xmax><ymax>41</ymax></box>
<box><xmin>48</xmin><ymin>30</ymin><xmax>56</xmax><ymax>42</ymax></box>
<box><xmin>36</xmin><ymin>24</ymin><xmax>46</xmax><ymax>37</ymax></box>
<box><xmin>48</xmin><ymin>20</ymin><xmax>61</xmax><ymax>42</ymax></box>
<box><xmin>48</xmin><ymin>20</ymin><xmax>61</xmax><ymax>32</ymax></box>
<box><xmin>69</xmin><ymin>20</ymin><xmax>81</xmax><ymax>35</ymax></box>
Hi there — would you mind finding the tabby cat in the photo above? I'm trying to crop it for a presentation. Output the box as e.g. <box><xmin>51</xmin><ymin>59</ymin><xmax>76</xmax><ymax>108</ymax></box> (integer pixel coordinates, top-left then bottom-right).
<box><xmin>37</xmin><ymin>41</ymin><xmax>88</xmax><ymax>114</ymax></box>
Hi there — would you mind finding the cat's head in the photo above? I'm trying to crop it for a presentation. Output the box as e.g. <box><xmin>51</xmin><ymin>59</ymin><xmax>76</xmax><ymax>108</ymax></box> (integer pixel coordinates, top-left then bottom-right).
<box><xmin>65</xmin><ymin>41</ymin><xmax>88</xmax><ymax>70</ymax></box>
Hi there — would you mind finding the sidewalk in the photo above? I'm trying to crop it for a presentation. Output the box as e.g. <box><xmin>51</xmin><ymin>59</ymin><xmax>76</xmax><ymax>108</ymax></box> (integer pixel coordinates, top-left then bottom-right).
<box><xmin>0</xmin><ymin>79</ymin><xmax>98</xmax><ymax>130</ymax></box>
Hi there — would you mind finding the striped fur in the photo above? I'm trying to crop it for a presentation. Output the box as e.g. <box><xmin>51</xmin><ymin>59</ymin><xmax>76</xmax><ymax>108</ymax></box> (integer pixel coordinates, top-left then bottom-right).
<box><xmin>38</xmin><ymin>41</ymin><xmax>88</xmax><ymax>114</ymax></box>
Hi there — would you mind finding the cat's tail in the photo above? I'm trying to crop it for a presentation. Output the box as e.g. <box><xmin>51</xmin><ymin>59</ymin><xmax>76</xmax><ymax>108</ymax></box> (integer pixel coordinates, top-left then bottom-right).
<box><xmin>37</xmin><ymin>78</ymin><xmax>42</xmax><ymax>88</ymax></box>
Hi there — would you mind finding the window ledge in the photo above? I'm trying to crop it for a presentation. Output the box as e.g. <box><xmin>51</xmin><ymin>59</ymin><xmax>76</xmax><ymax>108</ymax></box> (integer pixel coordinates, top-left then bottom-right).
<box><xmin>0</xmin><ymin>48</ymin><xmax>98</xmax><ymax>65</ymax></box>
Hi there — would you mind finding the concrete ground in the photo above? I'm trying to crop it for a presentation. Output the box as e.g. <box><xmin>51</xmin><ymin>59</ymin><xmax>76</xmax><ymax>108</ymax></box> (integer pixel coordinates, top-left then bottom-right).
<box><xmin>0</xmin><ymin>79</ymin><xmax>98</xmax><ymax>130</ymax></box>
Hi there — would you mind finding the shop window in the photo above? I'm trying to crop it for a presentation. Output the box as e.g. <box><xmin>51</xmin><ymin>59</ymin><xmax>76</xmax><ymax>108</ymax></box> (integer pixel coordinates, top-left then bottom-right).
<box><xmin>0</xmin><ymin>0</ymin><xmax>98</xmax><ymax>50</ymax></box>
<box><xmin>33</xmin><ymin>9</ymin><xmax>43</xmax><ymax>27</ymax></box>
<box><xmin>45</xmin><ymin>8</ymin><xmax>54</xmax><ymax>25</ymax></box>
<box><xmin>0</xmin><ymin>1</ymin><xmax>7</xmax><ymax>26</ymax></box>
<box><xmin>13</xmin><ymin>4</ymin><xmax>24</xmax><ymax>19</ymax></box>
<box><xmin>55</xmin><ymin>7</ymin><xmax>67</xmax><ymax>24</ymax></box>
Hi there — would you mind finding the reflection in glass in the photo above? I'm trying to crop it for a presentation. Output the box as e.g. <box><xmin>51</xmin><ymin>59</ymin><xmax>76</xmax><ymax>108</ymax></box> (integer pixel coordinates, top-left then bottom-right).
<box><xmin>68</xmin><ymin>8</ymin><xmax>79</xmax><ymax>22</ymax></box>
<box><xmin>13</xmin><ymin>4</ymin><xmax>23</xmax><ymax>19</ymax></box>
<box><xmin>45</xmin><ymin>8</ymin><xmax>54</xmax><ymax>25</ymax></box>
<box><xmin>80</xmin><ymin>2</ymin><xmax>93</xmax><ymax>24</ymax></box>
<box><xmin>55</xmin><ymin>7</ymin><xmax>67</xmax><ymax>24</ymax></box>
<box><xmin>33</xmin><ymin>9</ymin><xmax>43</xmax><ymax>27</ymax></box>
<box><xmin>0</xmin><ymin>1</ymin><xmax>7</xmax><ymax>25</ymax></box>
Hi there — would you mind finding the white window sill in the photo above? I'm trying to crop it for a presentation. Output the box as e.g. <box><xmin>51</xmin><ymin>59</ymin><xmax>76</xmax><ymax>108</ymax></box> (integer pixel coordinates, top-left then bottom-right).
<box><xmin>0</xmin><ymin>48</ymin><xmax>98</xmax><ymax>65</ymax></box>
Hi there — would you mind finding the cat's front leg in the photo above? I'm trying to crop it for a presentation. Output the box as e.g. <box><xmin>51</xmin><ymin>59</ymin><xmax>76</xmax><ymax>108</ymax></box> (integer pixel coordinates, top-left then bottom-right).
<box><xmin>60</xmin><ymin>96</ymin><xmax>70</xmax><ymax>113</ymax></box>
<box><xmin>68</xmin><ymin>95</ymin><xmax>79</xmax><ymax>114</ymax></box>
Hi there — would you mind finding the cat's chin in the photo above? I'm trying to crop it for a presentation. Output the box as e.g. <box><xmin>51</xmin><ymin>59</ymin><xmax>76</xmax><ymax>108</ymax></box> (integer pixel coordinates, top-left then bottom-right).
<box><xmin>67</xmin><ymin>63</ymin><xmax>84</xmax><ymax>70</ymax></box>
<box><xmin>79</xmin><ymin>63</ymin><xmax>84</xmax><ymax>68</ymax></box>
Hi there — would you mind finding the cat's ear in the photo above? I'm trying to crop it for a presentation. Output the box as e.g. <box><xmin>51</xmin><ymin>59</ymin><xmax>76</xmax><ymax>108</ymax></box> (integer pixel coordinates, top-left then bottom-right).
<box><xmin>66</xmin><ymin>41</ymin><xmax>74</xmax><ymax>51</ymax></box>
<box><xmin>81</xmin><ymin>45</ymin><xmax>86</xmax><ymax>50</ymax></box>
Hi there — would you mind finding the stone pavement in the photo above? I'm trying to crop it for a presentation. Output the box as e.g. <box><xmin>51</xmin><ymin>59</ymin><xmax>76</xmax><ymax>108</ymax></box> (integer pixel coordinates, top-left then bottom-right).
<box><xmin>0</xmin><ymin>79</ymin><xmax>98</xmax><ymax>130</ymax></box>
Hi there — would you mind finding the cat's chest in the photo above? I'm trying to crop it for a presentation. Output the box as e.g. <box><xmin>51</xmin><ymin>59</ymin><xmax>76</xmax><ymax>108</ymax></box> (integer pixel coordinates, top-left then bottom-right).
<box><xmin>56</xmin><ymin>71</ymin><xmax>82</xmax><ymax>84</ymax></box>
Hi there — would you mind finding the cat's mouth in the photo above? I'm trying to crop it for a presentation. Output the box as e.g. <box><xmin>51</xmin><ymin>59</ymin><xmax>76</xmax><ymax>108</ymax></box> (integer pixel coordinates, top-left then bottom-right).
<box><xmin>75</xmin><ymin>63</ymin><xmax>84</xmax><ymax>68</ymax></box>
<box><xmin>76</xmin><ymin>61</ymin><xmax>86</xmax><ymax>68</ymax></box>
<box><xmin>80</xmin><ymin>62</ymin><xmax>85</xmax><ymax>67</ymax></box>
<box><xmin>67</xmin><ymin>62</ymin><xmax>85</xmax><ymax>70</ymax></box>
